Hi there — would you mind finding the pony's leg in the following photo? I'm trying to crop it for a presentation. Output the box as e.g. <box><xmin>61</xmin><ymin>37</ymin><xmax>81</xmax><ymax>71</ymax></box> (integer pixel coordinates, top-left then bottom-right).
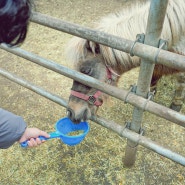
<box><xmin>170</xmin><ymin>72</ymin><xmax>185</xmax><ymax>112</ymax></box>
<box><xmin>169</xmin><ymin>46</ymin><xmax>185</xmax><ymax>111</ymax></box>
<box><xmin>150</xmin><ymin>74</ymin><xmax>162</xmax><ymax>94</ymax></box>
<box><xmin>150</xmin><ymin>65</ymin><xmax>164</xmax><ymax>93</ymax></box>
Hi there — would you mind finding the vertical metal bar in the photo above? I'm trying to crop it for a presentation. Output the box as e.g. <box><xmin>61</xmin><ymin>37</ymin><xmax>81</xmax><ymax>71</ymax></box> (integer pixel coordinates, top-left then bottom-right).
<box><xmin>124</xmin><ymin>0</ymin><xmax>169</xmax><ymax>167</ymax></box>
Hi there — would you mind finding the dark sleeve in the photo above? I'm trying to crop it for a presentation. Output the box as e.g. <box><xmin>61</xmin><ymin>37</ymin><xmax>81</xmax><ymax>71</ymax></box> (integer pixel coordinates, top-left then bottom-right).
<box><xmin>0</xmin><ymin>108</ymin><xmax>27</xmax><ymax>149</ymax></box>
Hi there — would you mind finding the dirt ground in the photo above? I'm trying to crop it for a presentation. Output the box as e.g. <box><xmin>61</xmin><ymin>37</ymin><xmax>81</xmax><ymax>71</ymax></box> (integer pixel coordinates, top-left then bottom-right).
<box><xmin>0</xmin><ymin>0</ymin><xmax>185</xmax><ymax>184</ymax></box>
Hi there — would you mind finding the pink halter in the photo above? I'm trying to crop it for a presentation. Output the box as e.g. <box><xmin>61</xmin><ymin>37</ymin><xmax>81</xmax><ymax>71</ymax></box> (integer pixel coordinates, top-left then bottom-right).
<box><xmin>70</xmin><ymin>67</ymin><xmax>116</xmax><ymax>106</ymax></box>
<box><xmin>71</xmin><ymin>90</ymin><xmax>103</xmax><ymax>106</ymax></box>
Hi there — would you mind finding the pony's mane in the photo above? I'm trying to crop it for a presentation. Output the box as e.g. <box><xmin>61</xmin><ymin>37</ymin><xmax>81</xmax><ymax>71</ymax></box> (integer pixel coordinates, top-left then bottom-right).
<box><xmin>95</xmin><ymin>3</ymin><xmax>148</xmax><ymax>40</ymax></box>
<box><xmin>66</xmin><ymin>0</ymin><xmax>185</xmax><ymax>74</ymax></box>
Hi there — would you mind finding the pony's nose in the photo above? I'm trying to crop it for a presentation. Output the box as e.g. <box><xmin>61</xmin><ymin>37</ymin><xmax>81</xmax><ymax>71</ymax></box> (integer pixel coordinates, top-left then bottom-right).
<box><xmin>66</xmin><ymin>107</ymin><xmax>89</xmax><ymax>124</ymax></box>
<box><xmin>66</xmin><ymin>108</ymin><xmax>74</xmax><ymax>120</ymax></box>
<box><xmin>66</xmin><ymin>108</ymin><xmax>81</xmax><ymax>123</ymax></box>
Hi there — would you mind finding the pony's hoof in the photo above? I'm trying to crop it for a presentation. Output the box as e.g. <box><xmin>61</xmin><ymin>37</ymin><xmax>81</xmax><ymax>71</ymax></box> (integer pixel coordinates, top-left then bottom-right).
<box><xmin>170</xmin><ymin>103</ymin><xmax>182</xmax><ymax>112</ymax></box>
<box><xmin>150</xmin><ymin>86</ymin><xmax>157</xmax><ymax>95</ymax></box>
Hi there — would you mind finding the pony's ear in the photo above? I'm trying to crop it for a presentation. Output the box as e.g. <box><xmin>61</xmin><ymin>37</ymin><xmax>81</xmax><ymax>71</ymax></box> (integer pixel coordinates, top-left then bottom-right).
<box><xmin>85</xmin><ymin>40</ymin><xmax>100</xmax><ymax>54</ymax></box>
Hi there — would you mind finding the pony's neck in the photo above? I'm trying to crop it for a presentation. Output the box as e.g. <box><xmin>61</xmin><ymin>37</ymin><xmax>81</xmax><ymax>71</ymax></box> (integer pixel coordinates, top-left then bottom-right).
<box><xmin>102</xmin><ymin>47</ymin><xmax>141</xmax><ymax>76</ymax></box>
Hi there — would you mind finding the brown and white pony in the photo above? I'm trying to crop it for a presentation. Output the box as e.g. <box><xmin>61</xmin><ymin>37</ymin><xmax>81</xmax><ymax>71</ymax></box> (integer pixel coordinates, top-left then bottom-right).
<box><xmin>66</xmin><ymin>0</ymin><xmax>185</xmax><ymax>123</ymax></box>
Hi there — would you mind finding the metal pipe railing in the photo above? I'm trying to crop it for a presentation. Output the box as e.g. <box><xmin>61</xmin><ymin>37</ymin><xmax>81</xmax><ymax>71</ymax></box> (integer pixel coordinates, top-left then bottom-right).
<box><xmin>0</xmin><ymin>2</ymin><xmax>185</xmax><ymax>167</ymax></box>
<box><xmin>0</xmin><ymin>68</ymin><xmax>184</xmax><ymax>166</ymax></box>
<box><xmin>1</xmin><ymin>44</ymin><xmax>185</xmax><ymax>128</ymax></box>
<box><xmin>0</xmin><ymin>68</ymin><xmax>67</xmax><ymax>107</ymax></box>
<box><xmin>31</xmin><ymin>12</ymin><xmax>185</xmax><ymax>72</ymax></box>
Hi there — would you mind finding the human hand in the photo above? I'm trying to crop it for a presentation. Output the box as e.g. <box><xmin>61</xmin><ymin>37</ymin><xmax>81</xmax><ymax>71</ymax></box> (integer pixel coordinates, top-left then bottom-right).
<box><xmin>19</xmin><ymin>128</ymin><xmax>50</xmax><ymax>147</ymax></box>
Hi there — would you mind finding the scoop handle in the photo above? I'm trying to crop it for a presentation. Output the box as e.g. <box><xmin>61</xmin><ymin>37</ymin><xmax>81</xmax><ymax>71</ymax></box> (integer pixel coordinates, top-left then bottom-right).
<box><xmin>20</xmin><ymin>132</ymin><xmax>61</xmax><ymax>148</ymax></box>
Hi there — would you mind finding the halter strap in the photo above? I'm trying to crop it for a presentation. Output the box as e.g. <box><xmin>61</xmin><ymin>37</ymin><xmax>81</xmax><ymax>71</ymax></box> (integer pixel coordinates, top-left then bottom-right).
<box><xmin>71</xmin><ymin>90</ymin><xmax>103</xmax><ymax>106</ymax></box>
<box><xmin>70</xmin><ymin>66</ymin><xmax>118</xmax><ymax>107</ymax></box>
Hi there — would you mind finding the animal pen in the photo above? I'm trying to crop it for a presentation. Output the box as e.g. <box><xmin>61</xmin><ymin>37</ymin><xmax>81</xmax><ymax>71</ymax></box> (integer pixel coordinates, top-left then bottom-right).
<box><xmin>0</xmin><ymin>0</ymin><xmax>185</xmax><ymax>167</ymax></box>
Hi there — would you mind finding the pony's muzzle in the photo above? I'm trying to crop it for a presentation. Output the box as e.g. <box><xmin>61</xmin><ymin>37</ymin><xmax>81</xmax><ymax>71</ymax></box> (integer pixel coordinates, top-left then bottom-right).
<box><xmin>66</xmin><ymin>108</ymin><xmax>75</xmax><ymax>121</ymax></box>
<box><xmin>66</xmin><ymin>107</ymin><xmax>89</xmax><ymax>124</ymax></box>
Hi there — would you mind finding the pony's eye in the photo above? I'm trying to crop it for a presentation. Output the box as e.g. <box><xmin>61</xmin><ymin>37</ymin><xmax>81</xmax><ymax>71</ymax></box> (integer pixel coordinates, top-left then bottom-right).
<box><xmin>80</xmin><ymin>66</ymin><xmax>93</xmax><ymax>75</ymax></box>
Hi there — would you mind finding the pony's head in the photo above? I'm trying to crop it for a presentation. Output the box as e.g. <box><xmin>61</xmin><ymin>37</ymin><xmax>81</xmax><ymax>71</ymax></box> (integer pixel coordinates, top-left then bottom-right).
<box><xmin>66</xmin><ymin>38</ymin><xmax>121</xmax><ymax>123</ymax></box>
<box><xmin>65</xmin><ymin>8</ymin><xmax>144</xmax><ymax>123</ymax></box>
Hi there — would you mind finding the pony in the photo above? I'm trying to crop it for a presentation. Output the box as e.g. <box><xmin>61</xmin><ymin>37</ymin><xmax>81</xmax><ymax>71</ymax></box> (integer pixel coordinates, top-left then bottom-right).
<box><xmin>66</xmin><ymin>0</ymin><xmax>185</xmax><ymax>123</ymax></box>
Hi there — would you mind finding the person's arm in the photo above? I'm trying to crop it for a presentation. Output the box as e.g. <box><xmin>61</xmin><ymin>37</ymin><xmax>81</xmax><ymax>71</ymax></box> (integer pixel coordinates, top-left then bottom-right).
<box><xmin>0</xmin><ymin>108</ymin><xmax>27</xmax><ymax>148</ymax></box>
<box><xmin>0</xmin><ymin>108</ymin><xmax>49</xmax><ymax>149</ymax></box>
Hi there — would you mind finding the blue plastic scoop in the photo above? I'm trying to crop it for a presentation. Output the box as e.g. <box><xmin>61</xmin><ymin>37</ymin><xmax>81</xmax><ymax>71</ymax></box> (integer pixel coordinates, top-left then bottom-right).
<box><xmin>20</xmin><ymin>132</ymin><xmax>62</xmax><ymax>148</ymax></box>
<box><xmin>20</xmin><ymin>117</ymin><xmax>90</xmax><ymax>148</ymax></box>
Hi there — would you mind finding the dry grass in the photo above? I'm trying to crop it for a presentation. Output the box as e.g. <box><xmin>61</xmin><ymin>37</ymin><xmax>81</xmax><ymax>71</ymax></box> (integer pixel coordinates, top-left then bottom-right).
<box><xmin>0</xmin><ymin>0</ymin><xmax>185</xmax><ymax>184</ymax></box>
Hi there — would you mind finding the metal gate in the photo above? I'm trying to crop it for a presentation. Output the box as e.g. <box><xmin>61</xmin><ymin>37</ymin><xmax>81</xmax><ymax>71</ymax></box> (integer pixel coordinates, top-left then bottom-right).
<box><xmin>0</xmin><ymin>0</ymin><xmax>185</xmax><ymax>166</ymax></box>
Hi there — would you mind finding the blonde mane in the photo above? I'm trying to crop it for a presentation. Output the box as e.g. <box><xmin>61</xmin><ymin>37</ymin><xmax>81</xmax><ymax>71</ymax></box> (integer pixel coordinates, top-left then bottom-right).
<box><xmin>66</xmin><ymin>0</ymin><xmax>185</xmax><ymax>74</ymax></box>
